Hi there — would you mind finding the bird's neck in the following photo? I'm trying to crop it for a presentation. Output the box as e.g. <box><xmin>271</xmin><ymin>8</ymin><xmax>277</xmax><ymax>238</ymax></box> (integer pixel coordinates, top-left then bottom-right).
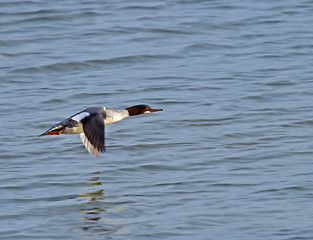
<box><xmin>104</xmin><ymin>108</ymin><xmax>130</xmax><ymax>125</ymax></box>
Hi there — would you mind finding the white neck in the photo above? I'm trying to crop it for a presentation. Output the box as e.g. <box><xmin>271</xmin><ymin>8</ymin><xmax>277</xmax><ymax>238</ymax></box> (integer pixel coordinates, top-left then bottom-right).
<box><xmin>104</xmin><ymin>108</ymin><xmax>130</xmax><ymax>125</ymax></box>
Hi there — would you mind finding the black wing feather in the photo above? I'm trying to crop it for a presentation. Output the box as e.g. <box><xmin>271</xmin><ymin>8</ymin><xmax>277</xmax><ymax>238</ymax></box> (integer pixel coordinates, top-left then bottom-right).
<box><xmin>81</xmin><ymin>113</ymin><xmax>105</xmax><ymax>153</ymax></box>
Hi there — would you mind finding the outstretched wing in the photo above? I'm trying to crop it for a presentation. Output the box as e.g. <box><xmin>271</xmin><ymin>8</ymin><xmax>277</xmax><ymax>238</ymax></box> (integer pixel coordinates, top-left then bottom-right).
<box><xmin>80</xmin><ymin>112</ymin><xmax>105</xmax><ymax>156</ymax></box>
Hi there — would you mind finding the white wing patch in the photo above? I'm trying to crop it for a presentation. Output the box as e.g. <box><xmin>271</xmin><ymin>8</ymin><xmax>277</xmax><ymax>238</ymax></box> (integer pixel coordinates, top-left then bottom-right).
<box><xmin>80</xmin><ymin>132</ymin><xmax>100</xmax><ymax>157</ymax></box>
<box><xmin>71</xmin><ymin>112</ymin><xmax>90</xmax><ymax>122</ymax></box>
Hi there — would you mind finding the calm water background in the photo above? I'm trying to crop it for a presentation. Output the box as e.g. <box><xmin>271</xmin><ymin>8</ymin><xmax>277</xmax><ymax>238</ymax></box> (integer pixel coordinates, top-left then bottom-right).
<box><xmin>1</xmin><ymin>0</ymin><xmax>313</xmax><ymax>239</ymax></box>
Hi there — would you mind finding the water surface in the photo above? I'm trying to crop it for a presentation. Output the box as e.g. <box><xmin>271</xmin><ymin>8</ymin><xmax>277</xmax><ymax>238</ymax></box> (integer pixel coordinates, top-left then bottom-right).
<box><xmin>1</xmin><ymin>0</ymin><xmax>313</xmax><ymax>239</ymax></box>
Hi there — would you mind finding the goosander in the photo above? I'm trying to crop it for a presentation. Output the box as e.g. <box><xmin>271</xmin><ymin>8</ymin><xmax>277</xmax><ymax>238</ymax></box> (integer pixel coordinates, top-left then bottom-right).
<box><xmin>39</xmin><ymin>104</ymin><xmax>163</xmax><ymax>156</ymax></box>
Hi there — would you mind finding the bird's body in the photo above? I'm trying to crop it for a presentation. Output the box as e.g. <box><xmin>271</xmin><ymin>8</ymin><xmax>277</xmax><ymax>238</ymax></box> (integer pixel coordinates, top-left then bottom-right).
<box><xmin>40</xmin><ymin>105</ymin><xmax>163</xmax><ymax>156</ymax></box>
<box><xmin>59</xmin><ymin>107</ymin><xmax>129</xmax><ymax>134</ymax></box>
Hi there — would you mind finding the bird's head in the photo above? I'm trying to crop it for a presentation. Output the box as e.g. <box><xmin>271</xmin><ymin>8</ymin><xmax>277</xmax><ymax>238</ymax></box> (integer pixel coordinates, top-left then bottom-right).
<box><xmin>126</xmin><ymin>105</ymin><xmax>163</xmax><ymax>116</ymax></box>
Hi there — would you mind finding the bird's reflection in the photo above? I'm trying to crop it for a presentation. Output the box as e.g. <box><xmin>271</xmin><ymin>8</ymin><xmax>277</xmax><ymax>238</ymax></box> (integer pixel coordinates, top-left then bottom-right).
<box><xmin>76</xmin><ymin>171</ymin><xmax>132</xmax><ymax>237</ymax></box>
<box><xmin>77</xmin><ymin>172</ymin><xmax>114</xmax><ymax>235</ymax></box>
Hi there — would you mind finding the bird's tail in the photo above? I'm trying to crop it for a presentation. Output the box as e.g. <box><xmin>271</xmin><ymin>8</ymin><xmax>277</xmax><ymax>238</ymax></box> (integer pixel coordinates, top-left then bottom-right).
<box><xmin>39</xmin><ymin>124</ymin><xmax>66</xmax><ymax>136</ymax></box>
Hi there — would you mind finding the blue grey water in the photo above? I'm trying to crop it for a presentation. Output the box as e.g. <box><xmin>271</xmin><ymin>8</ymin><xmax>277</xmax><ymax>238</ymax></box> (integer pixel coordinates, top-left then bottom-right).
<box><xmin>1</xmin><ymin>0</ymin><xmax>313</xmax><ymax>239</ymax></box>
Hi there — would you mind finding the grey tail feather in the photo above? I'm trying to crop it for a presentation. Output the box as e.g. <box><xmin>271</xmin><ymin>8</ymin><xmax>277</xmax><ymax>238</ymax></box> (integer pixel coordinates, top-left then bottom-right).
<box><xmin>38</xmin><ymin>124</ymin><xmax>65</xmax><ymax>137</ymax></box>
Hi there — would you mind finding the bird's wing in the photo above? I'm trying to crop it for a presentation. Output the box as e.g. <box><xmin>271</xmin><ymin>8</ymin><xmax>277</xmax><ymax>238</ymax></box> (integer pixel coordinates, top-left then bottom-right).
<box><xmin>80</xmin><ymin>112</ymin><xmax>105</xmax><ymax>156</ymax></box>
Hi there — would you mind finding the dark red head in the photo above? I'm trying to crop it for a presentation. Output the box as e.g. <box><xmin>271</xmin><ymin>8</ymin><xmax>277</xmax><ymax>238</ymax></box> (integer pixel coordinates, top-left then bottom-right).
<box><xmin>126</xmin><ymin>105</ymin><xmax>163</xmax><ymax>116</ymax></box>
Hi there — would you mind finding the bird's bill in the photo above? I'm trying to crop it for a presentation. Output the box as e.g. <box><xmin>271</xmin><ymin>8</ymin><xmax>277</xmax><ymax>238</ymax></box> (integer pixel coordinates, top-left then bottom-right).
<box><xmin>150</xmin><ymin>108</ymin><xmax>163</xmax><ymax>112</ymax></box>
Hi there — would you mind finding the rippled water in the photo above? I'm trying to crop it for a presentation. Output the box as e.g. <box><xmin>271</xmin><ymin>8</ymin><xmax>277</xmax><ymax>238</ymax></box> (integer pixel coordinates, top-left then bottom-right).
<box><xmin>1</xmin><ymin>0</ymin><xmax>313</xmax><ymax>239</ymax></box>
